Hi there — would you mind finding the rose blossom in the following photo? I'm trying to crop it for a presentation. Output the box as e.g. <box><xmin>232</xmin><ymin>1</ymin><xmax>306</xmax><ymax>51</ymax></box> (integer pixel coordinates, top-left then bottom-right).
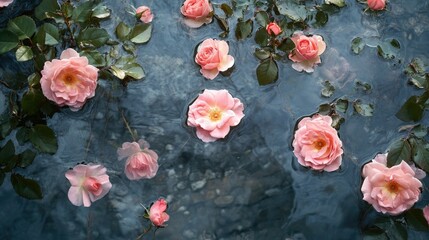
<box><xmin>149</xmin><ymin>198</ymin><xmax>170</xmax><ymax>227</ymax></box>
<box><xmin>187</xmin><ymin>89</ymin><xmax>244</xmax><ymax>142</ymax></box>
<box><xmin>266</xmin><ymin>22</ymin><xmax>282</xmax><ymax>36</ymax></box>
<box><xmin>0</xmin><ymin>0</ymin><xmax>13</xmax><ymax>7</ymax></box>
<box><xmin>423</xmin><ymin>205</ymin><xmax>429</xmax><ymax>225</ymax></box>
<box><xmin>136</xmin><ymin>6</ymin><xmax>154</xmax><ymax>23</ymax></box>
<box><xmin>288</xmin><ymin>31</ymin><xmax>326</xmax><ymax>73</ymax></box>
<box><xmin>40</xmin><ymin>48</ymin><xmax>98</xmax><ymax>111</ymax></box>
<box><xmin>65</xmin><ymin>164</ymin><xmax>112</xmax><ymax>207</ymax></box>
<box><xmin>292</xmin><ymin>114</ymin><xmax>343</xmax><ymax>172</ymax></box>
<box><xmin>367</xmin><ymin>0</ymin><xmax>386</xmax><ymax>11</ymax></box>
<box><xmin>117</xmin><ymin>139</ymin><xmax>159</xmax><ymax>180</ymax></box>
<box><xmin>361</xmin><ymin>153</ymin><xmax>422</xmax><ymax>215</ymax></box>
<box><xmin>195</xmin><ymin>38</ymin><xmax>234</xmax><ymax>80</ymax></box>
<box><xmin>181</xmin><ymin>0</ymin><xmax>213</xmax><ymax>28</ymax></box>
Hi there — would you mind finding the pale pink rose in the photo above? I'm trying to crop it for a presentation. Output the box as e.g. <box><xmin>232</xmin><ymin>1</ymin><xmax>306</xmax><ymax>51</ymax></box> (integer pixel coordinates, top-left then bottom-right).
<box><xmin>181</xmin><ymin>0</ymin><xmax>213</xmax><ymax>28</ymax></box>
<box><xmin>65</xmin><ymin>164</ymin><xmax>112</xmax><ymax>207</ymax></box>
<box><xmin>117</xmin><ymin>139</ymin><xmax>159</xmax><ymax>180</ymax></box>
<box><xmin>367</xmin><ymin>0</ymin><xmax>386</xmax><ymax>11</ymax></box>
<box><xmin>149</xmin><ymin>198</ymin><xmax>170</xmax><ymax>227</ymax></box>
<box><xmin>292</xmin><ymin>114</ymin><xmax>343</xmax><ymax>172</ymax></box>
<box><xmin>195</xmin><ymin>38</ymin><xmax>234</xmax><ymax>80</ymax></box>
<box><xmin>136</xmin><ymin>6</ymin><xmax>154</xmax><ymax>23</ymax></box>
<box><xmin>361</xmin><ymin>154</ymin><xmax>422</xmax><ymax>215</ymax></box>
<box><xmin>40</xmin><ymin>48</ymin><xmax>98</xmax><ymax>111</ymax></box>
<box><xmin>187</xmin><ymin>89</ymin><xmax>244</xmax><ymax>142</ymax></box>
<box><xmin>423</xmin><ymin>205</ymin><xmax>429</xmax><ymax>225</ymax></box>
<box><xmin>266</xmin><ymin>22</ymin><xmax>282</xmax><ymax>36</ymax></box>
<box><xmin>0</xmin><ymin>0</ymin><xmax>13</xmax><ymax>7</ymax></box>
<box><xmin>288</xmin><ymin>31</ymin><xmax>326</xmax><ymax>73</ymax></box>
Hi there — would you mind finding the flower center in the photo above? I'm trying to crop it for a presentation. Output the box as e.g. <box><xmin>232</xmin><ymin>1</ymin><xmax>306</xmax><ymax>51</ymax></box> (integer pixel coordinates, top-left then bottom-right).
<box><xmin>209</xmin><ymin>108</ymin><xmax>222</xmax><ymax>121</ymax></box>
<box><xmin>386</xmin><ymin>180</ymin><xmax>400</xmax><ymax>194</ymax></box>
<box><xmin>83</xmin><ymin>177</ymin><xmax>102</xmax><ymax>195</ymax></box>
<box><xmin>313</xmin><ymin>139</ymin><xmax>326</xmax><ymax>150</ymax></box>
<box><xmin>63</xmin><ymin>74</ymin><xmax>77</xmax><ymax>86</ymax></box>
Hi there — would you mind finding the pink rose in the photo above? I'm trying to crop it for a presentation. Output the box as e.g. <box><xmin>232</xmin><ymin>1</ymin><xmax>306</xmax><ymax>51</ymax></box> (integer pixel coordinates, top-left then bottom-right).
<box><xmin>40</xmin><ymin>48</ymin><xmax>98</xmax><ymax>111</ymax></box>
<box><xmin>367</xmin><ymin>0</ymin><xmax>386</xmax><ymax>11</ymax></box>
<box><xmin>288</xmin><ymin>31</ymin><xmax>326</xmax><ymax>73</ymax></box>
<box><xmin>292</xmin><ymin>114</ymin><xmax>343</xmax><ymax>172</ymax></box>
<box><xmin>149</xmin><ymin>198</ymin><xmax>170</xmax><ymax>227</ymax></box>
<box><xmin>136</xmin><ymin>6</ymin><xmax>154</xmax><ymax>23</ymax></box>
<box><xmin>65</xmin><ymin>164</ymin><xmax>112</xmax><ymax>207</ymax></box>
<box><xmin>187</xmin><ymin>89</ymin><xmax>244</xmax><ymax>142</ymax></box>
<box><xmin>181</xmin><ymin>0</ymin><xmax>213</xmax><ymax>28</ymax></box>
<box><xmin>266</xmin><ymin>22</ymin><xmax>282</xmax><ymax>36</ymax></box>
<box><xmin>361</xmin><ymin>154</ymin><xmax>422</xmax><ymax>215</ymax></box>
<box><xmin>423</xmin><ymin>205</ymin><xmax>429</xmax><ymax>225</ymax></box>
<box><xmin>117</xmin><ymin>139</ymin><xmax>159</xmax><ymax>180</ymax></box>
<box><xmin>0</xmin><ymin>0</ymin><xmax>13</xmax><ymax>7</ymax></box>
<box><xmin>195</xmin><ymin>38</ymin><xmax>234</xmax><ymax>80</ymax></box>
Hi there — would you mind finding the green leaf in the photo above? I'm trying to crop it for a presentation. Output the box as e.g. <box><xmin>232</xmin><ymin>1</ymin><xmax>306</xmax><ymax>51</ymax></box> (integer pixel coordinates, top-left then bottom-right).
<box><xmin>353</xmin><ymin>100</ymin><xmax>373</xmax><ymax>116</ymax></box>
<box><xmin>325</xmin><ymin>0</ymin><xmax>346</xmax><ymax>8</ymax></box>
<box><xmin>115</xmin><ymin>22</ymin><xmax>131</xmax><ymax>41</ymax></box>
<box><xmin>276</xmin><ymin>1</ymin><xmax>307</xmax><ymax>22</ymax></box>
<box><xmin>80</xmin><ymin>50</ymin><xmax>106</xmax><ymax>67</ymax></box>
<box><xmin>255</xmin><ymin>27</ymin><xmax>269</xmax><ymax>47</ymax></box>
<box><xmin>351</xmin><ymin>37</ymin><xmax>365</xmax><ymax>54</ymax></box>
<box><xmin>220</xmin><ymin>3</ymin><xmax>233</xmax><ymax>18</ymax></box>
<box><xmin>256</xmin><ymin>58</ymin><xmax>278</xmax><ymax>86</ymax></box>
<box><xmin>34</xmin><ymin>23</ymin><xmax>60</xmax><ymax>46</ymax></box>
<box><xmin>29</xmin><ymin>124</ymin><xmax>58</xmax><ymax>154</ymax></box>
<box><xmin>315</xmin><ymin>11</ymin><xmax>328</xmax><ymax>26</ymax></box>
<box><xmin>390</xmin><ymin>39</ymin><xmax>400</xmax><ymax>49</ymax></box>
<box><xmin>35</xmin><ymin>0</ymin><xmax>60</xmax><ymax>20</ymax></box>
<box><xmin>18</xmin><ymin>150</ymin><xmax>36</xmax><ymax>168</ymax></box>
<box><xmin>409</xmin><ymin>138</ymin><xmax>429</xmax><ymax>173</ymax></box>
<box><xmin>123</xmin><ymin>63</ymin><xmax>145</xmax><ymax>80</ymax></box>
<box><xmin>16</xmin><ymin>127</ymin><xmax>30</xmax><ymax>146</ymax></box>
<box><xmin>15</xmin><ymin>46</ymin><xmax>33</xmax><ymax>62</ymax></box>
<box><xmin>92</xmin><ymin>4</ymin><xmax>110</xmax><ymax>19</ymax></box>
<box><xmin>278</xmin><ymin>38</ymin><xmax>295</xmax><ymax>52</ymax></box>
<box><xmin>409</xmin><ymin>75</ymin><xmax>428</xmax><ymax>89</ymax></box>
<box><xmin>255</xmin><ymin>11</ymin><xmax>269</xmax><ymax>26</ymax></box>
<box><xmin>22</xmin><ymin>89</ymin><xmax>45</xmax><ymax>116</ymax></box>
<box><xmin>254</xmin><ymin>48</ymin><xmax>271</xmax><ymax>60</ymax></box>
<box><xmin>405</xmin><ymin>208</ymin><xmax>429</xmax><ymax>231</ymax></box>
<box><xmin>11</xmin><ymin>173</ymin><xmax>43</xmax><ymax>200</ymax></box>
<box><xmin>321</xmin><ymin>81</ymin><xmax>335</xmax><ymax>98</ymax></box>
<box><xmin>110</xmin><ymin>66</ymin><xmax>126</xmax><ymax>79</ymax></box>
<box><xmin>235</xmin><ymin>19</ymin><xmax>253</xmax><ymax>40</ymax></box>
<box><xmin>412</xmin><ymin>124</ymin><xmax>427</xmax><ymax>138</ymax></box>
<box><xmin>129</xmin><ymin>24</ymin><xmax>152</xmax><ymax>44</ymax></box>
<box><xmin>77</xmin><ymin>28</ymin><xmax>109</xmax><ymax>48</ymax></box>
<box><xmin>405</xmin><ymin>58</ymin><xmax>426</xmax><ymax>76</ymax></box>
<box><xmin>7</xmin><ymin>15</ymin><xmax>36</xmax><ymax>40</ymax></box>
<box><xmin>335</xmin><ymin>98</ymin><xmax>349</xmax><ymax>113</ymax></box>
<box><xmin>72</xmin><ymin>1</ymin><xmax>94</xmax><ymax>23</ymax></box>
<box><xmin>318</xmin><ymin>103</ymin><xmax>332</xmax><ymax>115</ymax></box>
<box><xmin>395</xmin><ymin>96</ymin><xmax>424</xmax><ymax>122</ymax></box>
<box><xmin>387</xmin><ymin>138</ymin><xmax>412</xmax><ymax>167</ymax></box>
<box><xmin>0</xmin><ymin>29</ymin><xmax>19</xmax><ymax>55</ymax></box>
<box><xmin>0</xmin><ymin>140</ymin><xmax>15</xmax><ymax>165</ymax></box>
<box><xmin>377</xmin><ymin>39</ymin><xmax>400</xmax><ymax>60</ymax></box>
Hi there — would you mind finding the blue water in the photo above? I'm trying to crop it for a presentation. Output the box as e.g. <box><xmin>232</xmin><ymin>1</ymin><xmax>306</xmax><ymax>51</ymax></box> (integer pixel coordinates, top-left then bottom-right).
<box><xmin>1</xmin><ymin>0</ymin><xmax>429</xmax><ymax>239</ymax></box>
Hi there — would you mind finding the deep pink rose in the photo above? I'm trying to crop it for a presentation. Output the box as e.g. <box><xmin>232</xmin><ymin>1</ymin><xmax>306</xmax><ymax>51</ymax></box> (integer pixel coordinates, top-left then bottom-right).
<box><xmin>266</xmin><ymin>22</ymin><xmax>282</xmax><ymax>36</ymax></box>
<box><xmin>292</xmin><ymin>114</ymin><xmax>343</xmax><ymax>172</ymax></box>
<box><xmin>361</xmin><ymin>154</ymin><xmax>422</xmax><ymax>215</ymax></box>
<box><xmin>136</xmin><ymin>6</ymin><xmax>154</xmax><ymax>23</ymax></box>
<box><xmin>65</xmin><ymin>164</ymin><xmax>112</xmax><ymax>207</ymax></box>
<box><xmin>187</xmin><ymin>89</ymin><xmax>244</xmax><ymax>142</ymax></box>
<box><xmin>149</xmin><ymin>198</ymin><xmax>170</xmax><ymax>227</ymax></box>
<box><xmin>181</xmin><ymin>0</ymin><xmax>213</xmax><ymax>28</ymax></box>
<box><xmin>288</xmin><ymin>31</ymin><xmax>326</xmax><ymax>73</ymax></box>
<box><xmin>40</xmin><ymin>48</ymin><xmax>98</xmax><ymax>111</ymax></box>
<box><xmin>117</xmin><ymin>139</ymin><xmax>159</xmax><ymax>180</ymax></box>
<box><xmin>195</xmin><ymin>38</ymin><xmax>234</xmax><ymax>80</ymax></box>
<box><xmin>0</xmin><ymin>0</ymin><xmax>13</xmax><ymax>7</ymax></box>
<box><xmin>367</xmin><ymin>0</ymin><xmax>386</xmax><ymax>11</ymax></box>
<box><xmin>423</xmin><ymin>205</ymin><xmax>429</xmax><ymax>225</ymax></box>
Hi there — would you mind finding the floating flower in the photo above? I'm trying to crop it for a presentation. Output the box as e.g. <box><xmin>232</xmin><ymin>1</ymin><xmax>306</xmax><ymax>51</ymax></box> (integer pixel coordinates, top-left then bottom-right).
<box><xmin>292</xmin><ymin>114</ymin><xmax>343</xmax><ymax>172</ymax></box>
<box><xmin>367</xmin><ymin>0</ymin><xmax>386</xmax><ymax>11</ymax></box>
<box><xmin>149</xmin><ymin>198</ymin><xmax>170</xmax><ymax>227</ymax></box>
<box><xmin>288</xmin><ymin>31</ymin><xmax>326</xmax><ymax>73</ymax></box>
<box><xmin>181</xmin><ymin>0</ymin><xmax>213</xmax><ymax>28</ymax></box>
<box><xmin>65</xmin><ymin>164</ymin><xmax>112</xmax><ymax>207</ymax></box>
<box><xmin>136</xmin><ymin>5</ymin><xmax>154</xmax><ymax>23</ymax></box>
<box><xmin>0</xmin><ymin>0</ymin><xmax>13</xmax><ymax>7</ymax></box>
<box><xmin>361</xmin><ymin>153</ymin><xmax>422</xmax><ymax>215</ymax></box>
<box><xmin>423</xmin><ymin>205</ymin><xmax>429</xmax><ymax>225</ymax></box>
<box><xmin>187</xmin><ymin>89</ymin><xmax>244</xmax><ymax>142</ymax></box>
<box><xmin>266</xmin><ymin>22</ymin><xmax>282</xmax><ymax>36</ymax></box>
<box><xmin>195</xmin><ymin>38</ymin><xmax>234</xmax><ymax>80</ymax></box>
<box><xmin>117</xmin><ymin>139</ymin><xmax>159</xmax><ymax>180</ymax></box>
<box><xmin>40</xmin><ymin>48</ymin><xmax>98</xmax><ymax>111</ymax></box>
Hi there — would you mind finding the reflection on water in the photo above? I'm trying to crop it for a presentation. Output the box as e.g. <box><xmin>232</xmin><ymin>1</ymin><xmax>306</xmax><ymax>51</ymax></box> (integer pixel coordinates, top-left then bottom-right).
<box><xmin>1</xmin><ymin>0</ymin><xmax>429</xmax><ymax>239</ymax></box>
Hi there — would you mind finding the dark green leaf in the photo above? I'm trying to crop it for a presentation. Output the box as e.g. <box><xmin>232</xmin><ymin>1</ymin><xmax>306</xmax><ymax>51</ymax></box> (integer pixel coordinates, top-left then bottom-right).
<box><xmin>351</xmin><ymin>37</ymin><xmax>365</xmax><ymax>54</ymax></box>
<box><xmin>256</xmin><ymin>58</ymin><xmax>278</xmax><ymax>85</ymax></box>
<box><xmin>395</xmin><ymin>96</ymin><xmax>424</xmax><ymax>122</ymax></box>
<box><xmin>22</xmin><ymin>89</ymin><xmax>45</xmax><ymax>116</ymax></box>
<box><xmin>18</xmin><ymin>150</ymin><xmax>36</xmax><ymax>168</ymax></box>
<box><xmin>235</xmin><ymin>19</ymin><xmax>253</xmax><ymax>40</ymax></box>
<box><xmin>255</xmin><ymin>27</ymin><xmax>269</xmax><ymax>46</ymax></box>
<box><xmin>115</xmin><ymin>22</ymin><xmax>131</xmax><ymax>41</ymax></box>
<box><xmin>29</xmin><ymin>124</ymin><xmax>58</xmax><ymax>154</ymax></box>
<box><xmin>254</xmin><ymin>48</ymin><xmax>271</xmax><ymax>60</ymax></box>
<box><xmin>34</xmin><ymin>23</ymin><xmax>60</xmax><ymax>46</ymax></box>
<box><xmin>255</xmin><ymin>11</ymin><xmax>269</xmax><ymax>26</ymax></box>
<box><xmin>412</xmin><ymin>124</ymin><xmax>427</xmax><ymax>138</ymax></box>
<box><xmin>315</xmin><ymin>11</ymin><xmax>328</xmax><ymax>26</ymax></box>
<box><xmin>72</xmin><ymin>1</ymin><xmax>94</xmax><ymax>23</ymax></box>
<box><xmin>27</xmin><ymin>73</ymin><xmax>41</xmax><ymax>88</ymax></box>
<box><xmin>318</xmin><ymin>103</ymin><xmax>332</xmax><ymax>115</ymax></box>
<box><xmin>92</xmin><ymin>4</ymin><xmax>110</xmax><ymax>19</ymax></box>
<box><xmin>0</xmin><ymin>171</ymin><xmax>4</xmax><ymax>186</ymax></box>
<box><xmin>405</xmin><ymin>208</ymin><xmax>429</xmax><ymax>231</ymax></box>
<box><xmin>35</xmin><ymin>0</ymin><xmax>60</xmax><ymax>20</ymax></box>
<box><xmin>278</xmin><ymin>38</ymin><xmax>295</xmax><ymax>52</ymax></box>
<box><xmin>16</xmin><ymin>127</ymin><xmax>30</xmax><ymax>145</ymax></box>
<box><xmin>409</xmin><ymin>138</ymin><xmax>429</xmax><ymax>173</ymax></box>
<box><xmin>129</xmin><ymin>24</ymin><xmax>152</xmax><ymax>44</ymax></box>
<box><xmin>331</xmin><ymin>114</ymin><xmax>345</xmax><ymax>129</ymax></box>
<box><xmin>77</xmin><ymin>28</ymin><xmax>109</xmax><ymax>48</ymax></box>
<box><xmin>390</xmin><ymin>39</ymin><xmax>400</xmax><ymax>49</ymax></box>
<box><xmin>11</xmin><ymin>173</ymin><xmax>43</xmax><ymax>200</ymax></box>
<box><xmin>0</xmin><ymin>29</ymin><xmax>19</xmax><ymax>55</ymax></box>
<box><xmin>276</xmin><ymin>1</ymin><xmax>307</xmax><ymax>22</ymax></box>
<box><xmin>335</xmin><ymin>98</ymin><xmax>349</xmax><ymax>113</ymax></box>
<box><xmin>15</xmin><ymin>46</ymin><xmax>33</xmax><ymax>62</ymax></box>
<box><xmin>353</xmin><ymin>100</ymin><xmax>374</xmax><ymax>116</ymax></box>
<box><xmin>321</xmin><ymin>81</ymin><xmax>335</xmax><ymax>98</ymax></box>
<box><xmin>220</xmin><ymin>4</ymin><xmax>233</xmax><ymax>18</ymax></box>
<box><xmin>80</xmin><ymin>50</ymin><xmax>106</xmax><ymax>67</ymax></box>
<box><xmin>0</xmin><ymin>140</ymin><xmax>15</xmax><ymax>164</ymax></box>
<box><xmin>123</xmin><ymin>41</ymin><xmax>136</xmax><ymax>54</ymax></box>
<box><xmin>377</xmin><ymin>40</ymin><xmax>400</xmax><ymax>60</ymax></box>
<box><xmin>7</xmin><ymin>15</ymin><xmax>36</xmax><ymax>40</ymax></box>
<box><xmin>387</xmin><ymin>138</ymin><xmax>412</xmax><ymax>167</ymax></box>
